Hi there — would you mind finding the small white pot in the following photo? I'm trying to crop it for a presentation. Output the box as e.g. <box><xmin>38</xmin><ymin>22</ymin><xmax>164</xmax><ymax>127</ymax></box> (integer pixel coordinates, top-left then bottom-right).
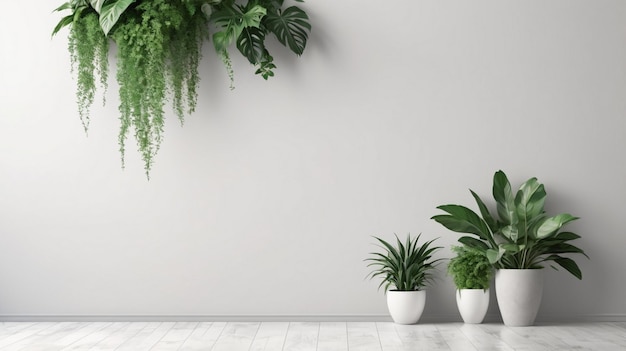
<box><xmin>495</xmin><ymin>269</ymin><xmax>544</xmax><ymax>327</ymax></box>
<box><xmin>386</xmin><ymin>290</ymin><xmax>426</xmax><ymax>324</ymax></box>
<box><xmin>456</xmin><ymin>289</ymin><xmax>489</xmax><ymax>324</ymax></box>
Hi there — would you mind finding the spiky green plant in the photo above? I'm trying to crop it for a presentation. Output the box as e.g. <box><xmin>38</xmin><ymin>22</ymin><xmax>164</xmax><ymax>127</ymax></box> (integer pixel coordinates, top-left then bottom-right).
<box><xmin>447</xmin><ymin>245</ymin><xmax>493</xmax><ymax>290</ymax></box>
<box><xmin>366</xmin><ymin>234</ymin><xmax>443</xmax><ymax>292</ymax></box>
<box><xmin>432</xmin><ymin>170</ymin><xmax>588</xmax><ymax>279</ymax></box>
<box><xmin>52</xmin><ymin>0</ymin><xmax>311</xmax><ymax>177</ymax></box>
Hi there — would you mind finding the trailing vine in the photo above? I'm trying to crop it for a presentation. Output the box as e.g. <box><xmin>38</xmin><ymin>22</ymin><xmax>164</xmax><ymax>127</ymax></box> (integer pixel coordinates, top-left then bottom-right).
<box><xmin>111</xmin><ymin>0</ymin><xmax>207</xmax><ymax>173</ymax></box>
<box><xmin>68</xmin><ymin>11</ymin><xmax>109</xmax><ymax>133</ymax></box>
<box><xmin>53</xmin><ymin>0</ymin><xmax>311</xmax><ymax>178</ymax></box>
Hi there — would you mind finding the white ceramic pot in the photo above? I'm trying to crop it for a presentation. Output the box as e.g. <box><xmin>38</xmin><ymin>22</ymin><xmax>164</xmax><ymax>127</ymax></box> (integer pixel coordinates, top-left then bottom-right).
<box><xmin>386</xmin><ymin>290</ymin><xmax>426</xmax><ymax>324</ymax></box>
<box><xmin>456</xmin><ymin>289</ymin><xmax>489</xmax><ymax>324</ymax></box>
<box><xmin>495</xmin><ymin>269</ymin><xmax>544</xmax><ymax>327</ymax></box>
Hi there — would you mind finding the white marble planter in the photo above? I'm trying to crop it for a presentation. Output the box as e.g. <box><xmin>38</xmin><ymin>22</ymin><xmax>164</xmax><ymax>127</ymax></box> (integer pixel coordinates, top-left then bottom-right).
<box><xmin>495</xmin><ymin>269</ymin><xmax>544</xmax><ymax>326</ymax></box>
<box><xmin>386</xmin><ymin>290</ymin><xmax>426</xmax><ymax>324</ymax></box>
<box><xmin>456</xmin><ymin>288</ymin><xmax>490</xmax><ymax>324</ymax></box>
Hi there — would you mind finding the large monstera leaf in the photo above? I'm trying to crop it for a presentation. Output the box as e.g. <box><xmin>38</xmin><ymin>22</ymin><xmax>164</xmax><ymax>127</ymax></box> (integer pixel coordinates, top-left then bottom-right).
<box><xmin>237</xmin><ymin>26</ymin><xmax>266</xmax><ymax>64</ymax></box>
<box><xmin>212</xmin><ymin>5</ymin><xmax>266</xmax><ymax>53</ymax></box>
<box><xmin>265</xmin><ymin>6</ymin><xmax>310</xmax><ymax>55</ymax></box>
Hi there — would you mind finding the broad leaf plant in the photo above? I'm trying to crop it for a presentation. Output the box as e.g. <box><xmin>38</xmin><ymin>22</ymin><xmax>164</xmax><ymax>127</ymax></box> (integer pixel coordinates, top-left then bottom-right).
<box><xmin>432</xmin><ymin>170</ymin><xmax>588</xmax><ymax>279</ymax></box>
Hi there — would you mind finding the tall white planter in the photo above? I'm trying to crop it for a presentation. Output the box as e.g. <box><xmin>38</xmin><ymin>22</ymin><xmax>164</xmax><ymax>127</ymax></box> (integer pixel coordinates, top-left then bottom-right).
<box><xmin>495</xmin><ymin>269</ymin><xmax>544</xmax><ymax>326</ymax></box>
<box><xmin>386</xmin><ymin>290</ymin><xmax>426</xmax><ymax>324</ymax></box>
<box><xmin>456</xmin><ymin>289</ymin><xmax>489</xmax><ymax>324</ymax></box>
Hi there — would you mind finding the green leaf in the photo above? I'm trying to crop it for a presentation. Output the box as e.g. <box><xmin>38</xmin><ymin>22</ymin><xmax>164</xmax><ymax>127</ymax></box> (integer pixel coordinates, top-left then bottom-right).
<box><xmin>52</xmin><ymin>1</ymin><xmax>89</xmax><ymax>36</ymax></box>
<box><xmin>255</xmin><ymin>53</ymin><xmax>276</xmax><ymax>79</ymax></box>
<box><xmin>432</xmin><ymin>205</ymin><xmax>494</xmax><ymax>244</ymax></box>
<box><xmin>536</xmin><ymin>213</ymin><xmax>578</xmax><ymax>239</ymax></box>
<box><xmin>486</xmin><ymin>247</ymin><xmax>505</xmax><ymax>264</ymax></box>
<box><xmin>241</xmin><ymin>5</ymin><xmax>266</xmax><ymax>28</ymax></box>
<box><xmin>552</xmin><ymin>256</ymin><xmax>583</xmax><ymax>280</ymax></box>
<box><xmin>73</xmin><ymin>5</ymin><xmax>88</xmax><ymax>23</ymax></box>
<box><xmin>99</xmin><ymin>0</ymin><xmax>136</xmax><ymax>36</ymax></box>
<box><xmin>555</xmin><ymin>231</ymin><xmax>582</xmax><ymax>241</ymax></box>
<box><xmin>549</xmin><ymin>243</ymin><xmax>588</xmax><ymax>256</ymax></box>
<box><xmin>493</xmin><ymin>170</ymin><xmax>517</xmax><ymax>225</ymax></box>
<box><xmin>515</xmin><ymin>177</ymin><xmax>546</xmax><ymax>220</ymax></box>
<box><xmin>458</xmin><ymin>236</ymin><xmax>489</xmax><ymax>250</ymax></box>
<box><xmin>89</xmin><ymin>0</ymin><xmax>107</xmax><ymax>13</ymax></box>
<box><xmin>470</xmin><ymin>190</ymin><xmax>498</xmax><ymax>232</ymax></box>
<box><xmin>213</xmin><ymin>31</ymin><xmax>231</xmax><ymax>53</ymax></box>
<box><xmin>212</xmin><ymin>5</ymin><xmax>266</xmax><ymax>53</ymax></box>
<box><xmin>501</xmin><ymin>243</ymin><xmax>522</xmax><ymax>253</ymax></box>
<box><xmin>237</xmin><ymin>26</ymin><xmax>266</xmax><ymax>64</ymax></box>
<box><xmin>501</xmin><ymin>224</ymin><xmax>518</xmax><ymax>242</ymax></box>
<box><xmin>52</xmin><ymin>14</ymin><xmax>75</xmax><ymax>37</ymax></box>
<box><xmin>265</xmin><ymin>6</ymin><xmax>311</xmax><ymax>55</ymax></box>
<box><xmin>513</xmin><ymin>177</ymin><xmax>546</xmax><ymax>241</ymax></box>
<box><xmin>53</xmin><ymin>2</ymin><xmax>73</xmax><ymax>12</ymax></box>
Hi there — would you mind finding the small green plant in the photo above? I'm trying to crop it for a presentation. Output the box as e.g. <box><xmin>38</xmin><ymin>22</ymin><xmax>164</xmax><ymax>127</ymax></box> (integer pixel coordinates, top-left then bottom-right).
<box><xmin>432</xmin><ymin>170</ymin><xmax>588</xmax><ymax>279</ymax></box>
<box><xmin>447</xmin><ymin>245</ymin><xmax>493</xmax><ymax>290</ymax></box>
<box><xmin>366</xmin><ymin>234</ymin><xmax>443</xmax><ymax>292</ymax></box>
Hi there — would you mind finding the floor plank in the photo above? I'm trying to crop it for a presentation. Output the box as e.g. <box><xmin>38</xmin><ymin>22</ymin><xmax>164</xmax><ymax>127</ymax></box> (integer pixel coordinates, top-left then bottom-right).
<box><xmin>150</xmin><ymin>321</ymin><xmax>198</xmax><ymax>350</ymax></box>
<box><xmin>376</xmin><ymin>322</ymin><xmax>405</xmax><ymax>351</ymax></box>
<box><xmin>346</xmin><ymin>322</ymin><xmax>382</xmax><ymax>351</ymax></box>
<box><xmin>115</xmin><ymin>322</ymin><xmax>175</xmax><ymax>351</ymax></box>
<box><xmin>458</xmin><ymin>323</ymin><xmax>515</xmax><ymax>351</ymax></box>
<box><xmin>210</xmin><ymin>322</ymin><xmax>259</xmax><ymax>351</ymax></box>
<box><xmin>178</xmin><ymin>322</ymin><xmax>225</xmax><ymax>351</ymax></box>
<box><xmin>0</xmin><ymin>322</ymin><xmax>57</xmax><ymax>349</ymax></box>
<box><xmin>394</xmin><ymin>323</ymin><xmax>450</xmax><ymax>350</ymax></box>
<box><xmin>87</xmin><ymin>322</ymin><xmax>148</xmax><ymax>350</ymax></box>
<box><xmin>1</xmin><ymin>322</ymin><xmax>92</xmax><ymax>351</ymax></box>
<box><xmin>283</xmin><ymin>322</ymin><xmax>319</xmax><ymax>351</ymax></box>
<box><xmin>248</xmin><ymin>322</ymin><xmax>289</xmax><ymax>351</ymax></box>
<box><xmin>317</xmin><ymin>322</ymin><xmax>348</xmax><ymax>351</ymax></box>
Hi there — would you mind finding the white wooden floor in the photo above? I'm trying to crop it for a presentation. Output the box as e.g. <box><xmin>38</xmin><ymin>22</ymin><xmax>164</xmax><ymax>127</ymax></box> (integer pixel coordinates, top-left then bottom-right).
<box><xmin>0</xmin><ymin>321</ymin><xmax>624</xmax><ymax>350</ymax></box>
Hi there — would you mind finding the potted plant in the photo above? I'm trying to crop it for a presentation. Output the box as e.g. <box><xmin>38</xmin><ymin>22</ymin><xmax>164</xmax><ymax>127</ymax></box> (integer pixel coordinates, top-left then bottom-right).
<box><xmin>365</xmin><ymin>233</ymin><xmax>442</xmax><ymax>324</ymax></box>
<box><xmin>52</xmin><ymin>0</ymin><xmax>311</xmax><ymax>177</ymax></box>
<box><xmin>432</xmin><ymin>170</ymin><xmax>588</xmax><ymax>326</ymax></box>
<box><xmin>447</xmin><ymin>245</ymin><xmax>493</xmax><ymax>324</ymax></box>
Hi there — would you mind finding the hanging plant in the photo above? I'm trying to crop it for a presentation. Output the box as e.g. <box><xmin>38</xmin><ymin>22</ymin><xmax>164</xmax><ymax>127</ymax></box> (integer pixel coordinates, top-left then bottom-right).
<box><xmin>53</xmin><ymin>0</ymin><xmax>311</xmax><ymax>177</ymax></box>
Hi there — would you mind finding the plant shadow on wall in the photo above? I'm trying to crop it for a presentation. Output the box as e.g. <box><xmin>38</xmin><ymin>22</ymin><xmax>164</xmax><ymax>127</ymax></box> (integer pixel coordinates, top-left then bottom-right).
<box><xmin>52</xmin><ymin>0</ymin><xmax>311</xmax><ymax>178</ymax></box>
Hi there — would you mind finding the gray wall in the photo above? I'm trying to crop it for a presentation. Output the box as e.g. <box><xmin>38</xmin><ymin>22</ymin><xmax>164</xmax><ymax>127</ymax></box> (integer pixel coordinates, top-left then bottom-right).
<box><xmin>1</xmin><ymin>0</ymin><xmax>624</xmax><ymax>321</ymax></box>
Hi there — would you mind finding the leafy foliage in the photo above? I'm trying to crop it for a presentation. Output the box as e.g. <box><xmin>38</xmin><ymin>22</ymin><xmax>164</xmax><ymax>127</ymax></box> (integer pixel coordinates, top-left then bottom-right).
<box><xmin>432</xmin><ymin>170</ymin><xmax>588</xmax><ymax>279</ymax></box>
<box><xmin>447</xmin><ymin>246</ymin><xmax>493</xmax><ymax>290</ymax></box>
<box><xmin>67</xmin><ymin>10</ymin><xmax>109</xmax><ymax>133</ymax></box>
<box><xmin>366</xmin><ymin>234</ymin><xmax>443</xmax><ymax>292</ymax></box>
<box><xmin>52</xmin><ymin>0</ymin><xmax>311</xmax><ymax>177</ymax></box>
<box><xmin>90</xmin><ymin>0</ymin><xmax>136</xmax><ymax>36</ymax></box>
<box><xmin>210</xmin><ymin>0</ymin><xmax>311</xmax><ymax>86</ymax></box>
<box><xmin>264</xmin><ymin>5</ymin><xmax>310</xmax><ymax>55</ymax></box>
<box><xmin>111</xmin><ymin>0</ymin><xmax>207</xmax><ymax>175</ymax></box>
